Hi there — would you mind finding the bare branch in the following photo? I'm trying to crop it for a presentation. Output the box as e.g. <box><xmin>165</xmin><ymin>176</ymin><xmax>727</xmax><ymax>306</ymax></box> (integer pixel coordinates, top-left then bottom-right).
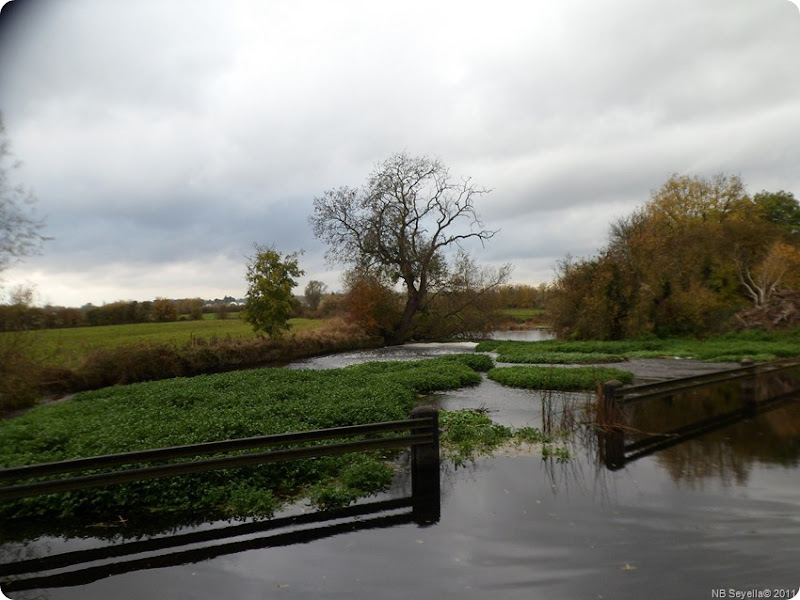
<box><xmin>0</xmin><ymin>113</ymin><xmax>49</xmax><ymax>278</ymax></box>
<box><xmin>309</xmin><ymin>152</ymin><xmax>500</xmax><ymax>343</ymax></box>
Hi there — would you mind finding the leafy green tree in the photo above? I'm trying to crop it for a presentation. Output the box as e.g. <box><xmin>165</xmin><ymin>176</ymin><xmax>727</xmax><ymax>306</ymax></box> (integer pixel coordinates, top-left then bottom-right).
<box><xmin>242</xmin><ymin>245</ymin><xmax>304</xmax><ymax>337</ymax></box>
<box><xmin>753</xmin><ymin>190</ymin><xmax>800</xmax><ymax>236</ymax></box>
<box><xmin>310</xmin><ymin>152</ymin><xmax>504</xmax><ymax>344</ymax></box>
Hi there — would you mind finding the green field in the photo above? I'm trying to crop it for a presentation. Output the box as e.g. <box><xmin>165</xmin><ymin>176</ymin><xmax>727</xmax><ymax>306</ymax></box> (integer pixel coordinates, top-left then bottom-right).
<box><xmin>8</xmin><ymin>316</ymin><xmax>324</xmax><ymax>369</ymax></box>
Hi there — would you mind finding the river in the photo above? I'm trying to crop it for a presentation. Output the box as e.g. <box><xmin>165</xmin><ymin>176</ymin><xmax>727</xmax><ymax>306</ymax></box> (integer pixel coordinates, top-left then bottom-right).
<box><xmin>2</xmin><ymin>333</ymin><xmax>799</xmax><ymax>599</ymax></box>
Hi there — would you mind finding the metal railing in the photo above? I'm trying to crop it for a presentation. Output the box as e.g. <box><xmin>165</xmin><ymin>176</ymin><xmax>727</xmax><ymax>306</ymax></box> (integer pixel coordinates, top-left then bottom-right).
<box><xmin>0</xmin><ymin>406</ymin><xmax>442</xmax><ymax>592</ymax></box>
<box><xmin>0</xmin><ymin>406</ymin><xmax>440</xmax><ymax>501</ymax></box>
<box><xmin>598</xmin><ymin>359</ymin><xmax>800</xmax><ymax>470</ymax></box>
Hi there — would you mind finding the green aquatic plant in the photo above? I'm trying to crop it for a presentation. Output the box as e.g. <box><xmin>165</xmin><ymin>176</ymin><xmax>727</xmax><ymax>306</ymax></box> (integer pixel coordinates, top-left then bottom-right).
<box><xmin>494</xmin><ymin>351</ymin><xmax>626</xmax><ymax>364</ymax></box>
<box><xmin>0</xmin><ymin>357</ymin><xmax>482</xmax><ymax>524</ymax></box>
<box><xmin>541</xmin><ymin>443</ymin><xmax>571</xmax><ymax>463</ymax></box>
<box><xmin>438</xmin><ymin>409</ymin><xmax>571</xmax><ymax>467</ymax></box>
<box><xmin>487</xmin><ymin>365</ymin><xmax>634</xmax><ymax>391</ymax></box>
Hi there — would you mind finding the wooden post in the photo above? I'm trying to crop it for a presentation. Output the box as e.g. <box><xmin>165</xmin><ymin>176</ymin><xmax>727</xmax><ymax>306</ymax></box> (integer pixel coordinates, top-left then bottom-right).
<box><xmin>410</xmin><ymin>405</ymin><xmax>440</xmax><ymax>525</ymax></box>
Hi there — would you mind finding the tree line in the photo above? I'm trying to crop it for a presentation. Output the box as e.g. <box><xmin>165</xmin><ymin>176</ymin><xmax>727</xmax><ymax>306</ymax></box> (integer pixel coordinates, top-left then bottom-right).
<box><xmin>0</xmin><ymin>297</ymin><xmax>209</xmax><ymax>331</ymax></box>
<box><xmin>547</xmin><ymin>173</ymin><xmax>800</xmax><ymax>340</ymax></box>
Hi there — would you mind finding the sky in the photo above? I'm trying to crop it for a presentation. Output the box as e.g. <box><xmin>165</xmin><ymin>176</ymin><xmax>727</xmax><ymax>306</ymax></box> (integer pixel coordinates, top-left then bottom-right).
<box><xmin>0</xmin><ymin>0</ymin><xmax>799</xmax><ymax>307</ymax></box>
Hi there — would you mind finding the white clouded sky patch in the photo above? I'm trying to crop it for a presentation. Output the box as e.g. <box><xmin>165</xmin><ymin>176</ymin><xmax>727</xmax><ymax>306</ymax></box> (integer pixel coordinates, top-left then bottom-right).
<box><xmin>1</xmin><ymin>0</ymin><xmax>799</xmax><ymax>306</ymax></box>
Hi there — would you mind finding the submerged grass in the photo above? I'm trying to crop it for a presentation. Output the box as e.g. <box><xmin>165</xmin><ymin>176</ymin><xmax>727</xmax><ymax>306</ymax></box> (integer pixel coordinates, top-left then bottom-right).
<box><xmin>439</xmin><ymin>408</ymin><xmax>572</xmax><ymax>467</ymax></box>
<box><xmin>0</xmin><ymin>355</ymin><xmax>486</xmax><ymax>527</ymax></box>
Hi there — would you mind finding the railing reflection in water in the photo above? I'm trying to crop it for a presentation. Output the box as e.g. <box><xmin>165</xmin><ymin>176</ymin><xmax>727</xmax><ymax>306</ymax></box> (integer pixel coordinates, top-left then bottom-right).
<box><xmin>598</xmin><ymin>360</ymin><xmax>800</xmax><ymax>471</ymax></box>
<box><xmin>0</xmin><ymin>470</ymin><xmax>440</xmax><ymax>593</ymax></box>
<box><xmin>0</xmin><ymin>407</ymin><xmax>442</xmax><ymax>593</ymax></box>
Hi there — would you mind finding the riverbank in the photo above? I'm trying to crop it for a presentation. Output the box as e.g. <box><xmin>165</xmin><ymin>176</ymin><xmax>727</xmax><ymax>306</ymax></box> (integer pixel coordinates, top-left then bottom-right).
<box><xmin>478</xmin><ymin>328</ymin><xmax>800</xmax><ymax>364</ymax></box>
<box><xmin>0</xmin><ymin>319</ymin><xmax>383</xmax><ymax>415</ymax></box>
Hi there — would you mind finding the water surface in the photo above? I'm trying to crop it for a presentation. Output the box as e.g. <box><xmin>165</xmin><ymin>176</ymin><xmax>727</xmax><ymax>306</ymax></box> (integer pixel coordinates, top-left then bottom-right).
<box><xmin>2</xmin><ymin>341</ymin><xmax>799</xmax><ymax>599</ymax></box>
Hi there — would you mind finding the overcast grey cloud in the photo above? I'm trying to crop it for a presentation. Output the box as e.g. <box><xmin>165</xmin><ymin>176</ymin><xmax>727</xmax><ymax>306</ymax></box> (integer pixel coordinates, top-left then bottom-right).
<box><xmin>1</xmin><ymin>0</ymin><xmax>799</xmax><ymax>307</ymax></box>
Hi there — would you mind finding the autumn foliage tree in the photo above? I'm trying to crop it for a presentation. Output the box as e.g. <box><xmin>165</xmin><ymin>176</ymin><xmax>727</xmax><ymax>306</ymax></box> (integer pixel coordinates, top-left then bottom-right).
<box><xmin>152</xmin><ymin>297</ymin><xmax>178</xmax><ymax>322</ymax></box>
<box><xmin>341</xmin><ymin>269</ymin><xmax>402</xmax><ymax>338</ymax></box>
<box><xmin>736</xmin><ymin>241</ymin><xmax>800</xmax><ymax>308</ymax></box>
<box><xmin>417</xmin><ymin>250</ymin><xmax>511</xmax><ymax>339</ymax></box>
<box><xmin>549</xmin><ymin>174</ymin><xmax>800</xmax><ymax>339</ymax></box>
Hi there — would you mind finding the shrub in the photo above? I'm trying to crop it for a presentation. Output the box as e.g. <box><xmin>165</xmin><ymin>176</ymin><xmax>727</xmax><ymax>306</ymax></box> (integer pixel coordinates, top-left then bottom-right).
<box><xmin>0</xmin><ymin>332</ymin><xmax>43</xmax><ymax>412</ymax></box>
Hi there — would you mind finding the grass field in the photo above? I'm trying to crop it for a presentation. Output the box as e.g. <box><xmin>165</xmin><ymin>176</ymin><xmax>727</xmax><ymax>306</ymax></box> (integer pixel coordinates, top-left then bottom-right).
<box><xmin>7</xmin><ymin>316</ymin><xmax>324</xmax><ymax>369</ymax></box>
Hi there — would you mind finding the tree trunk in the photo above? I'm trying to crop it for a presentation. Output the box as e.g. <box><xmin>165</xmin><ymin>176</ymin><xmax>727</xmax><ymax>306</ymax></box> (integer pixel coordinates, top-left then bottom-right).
<box><xmin>386</xmin><ymin>291</ymin><xmax>424</xmax><ymax>345</ymax></box>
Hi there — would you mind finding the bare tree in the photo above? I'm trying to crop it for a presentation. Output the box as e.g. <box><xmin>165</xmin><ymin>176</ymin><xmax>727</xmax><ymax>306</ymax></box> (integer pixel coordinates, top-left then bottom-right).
<box><xmin>421</xmin><ymin>249</ymin><xmax>512</xmax><ymax>339</ymax></box>
<box><xmin>0</xmin><ymin>112</ymin><xmax>48</xmax><ymax>279</ymax></box>
<box><xmin>309</xmin><ymin>152</ymin><xmax>501</xmax><ymax>344</ymax></box>
<box><xmin>304</xmin><ymin>280</ymin><xmax>328</xmax><ymax>312</ymax></box>
<box><xmin>736</xmin><ymin>241</ymin><xmax>800</xmax><ymax>307</ymax></box>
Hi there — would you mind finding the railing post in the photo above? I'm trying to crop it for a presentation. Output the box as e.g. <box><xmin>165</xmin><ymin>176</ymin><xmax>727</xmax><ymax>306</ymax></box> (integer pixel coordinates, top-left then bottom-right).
<box><xmin>601</xmin><ymin>380</ymin><xmax>623</xmax><ymax>427</ymax></box>
<box><xmin>600</xmin><ymin>380</ymin><xmax>625</xmax><ymax>470</ymax></box>
<box><xmin>740</xmin><ymin>359</ymin><xmax>758</xmax><ymax>416</ymax></box>
<box><xmin>410</xmin><ymin>405</ymin><xmax>440</xmax><ymax>525</ymax></box>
